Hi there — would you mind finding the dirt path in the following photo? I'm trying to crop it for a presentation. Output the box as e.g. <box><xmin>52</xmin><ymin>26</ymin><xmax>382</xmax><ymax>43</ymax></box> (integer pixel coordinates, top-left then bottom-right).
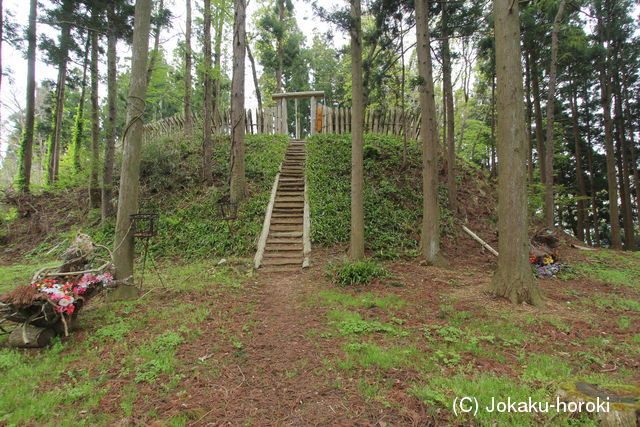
<box><xmin>183</xmin><ymin>255</ymin><xmax>411</xmax><ymax>425</ymax></box>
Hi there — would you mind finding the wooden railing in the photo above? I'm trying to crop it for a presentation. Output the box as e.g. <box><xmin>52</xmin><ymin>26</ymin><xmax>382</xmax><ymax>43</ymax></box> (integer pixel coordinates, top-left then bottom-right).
<box><xmin>143</xmin><ymin>106</ymin><xmax>422</xmax><ymax>141</ymax></box>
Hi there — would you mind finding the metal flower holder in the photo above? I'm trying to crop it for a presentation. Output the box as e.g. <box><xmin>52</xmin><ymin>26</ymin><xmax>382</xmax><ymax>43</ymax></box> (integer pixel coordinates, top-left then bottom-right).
<box><xmin>129</xmin><ymin>213</ymin><xmax>160</xmax><ymax>285</ymax></box>
<box><xmin>217</xmin><ymin>199</ymin><xmax>238</xmax><ymax>233</ymax></box>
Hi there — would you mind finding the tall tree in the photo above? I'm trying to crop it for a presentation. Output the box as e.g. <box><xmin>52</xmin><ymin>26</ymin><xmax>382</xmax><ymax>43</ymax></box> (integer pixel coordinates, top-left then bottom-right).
<box><xmin>184</xmin><ymin>0</ymin><xmax>193</xmax><ymax>136</ymax></box>
<box><xmin>146</xmin><ymin>0</ymin><xmax>166</xmax><ymax>85</ymax></box>
<box><xmin>89</xmin><ymin>30</ymin><xmax>100</xmax><ymax>208</ymax></box>
<box><xmin>102</xmin><ymin>4</ymin><xmax>118</xmax><ymax>220</ymax></box>
<box><xmin>530</xmin><ymin>51</ymin><xmax>545</xmax><ymax>184</ymax></box>
<box><xmin>275</xmin><ymin>0</ymin><xmax>286</xmax><ymax>91</ymax></box>
<box><xmin>441</xmin><ymin>1</ymin><xmax>457</xmax><ymax>212</ymax></box>
<box><xmin>16</xmin><ymin>0</ymin><xmax>37</xmax><ymax>193</ymax></box>
<box><xmin>112</xmin><ymin>0</ymin><xmax>153</xmax><ymax>294</ymax></box>
<box><xmin>415</xmin><ymin>0</ymin><xmax>442</xmax><ymax>264</ymax></box>
<box><xmin>491</xmin><ymin>0</ymin><xmax>542</xmax><ymax>306</ymax></box>
<box><xmin>71</xmin><ymin>34</ymin><xmax>91</xmax><ymax>172</ymax></box>
<box><xmin>569</xmin><ymin>84</ymin><xmax>588</xmax><ymax>242</ymax></box>
<box><xmin>613</xmin><ymin>73</ymin><xmax>634</xmax><ymax>249</ymax></box>
<box><xmin>349</xmin><ymin>0</ymin><xmax>364</xmax><ymax>260</ymax></box>
<box><xmin>246</xmin><ymin>41</ymin><xmax>263</xmax><ymax>112</ymax></box>
<box><xmin>45</xmin><ymin>0</ymin><xmax>76</xmax><ymax>184</ymax></box>
<box><xmin>594</xmin><ymin>0</ymin><xmax>622</xmax><ymax>249</ymax></box>
<box><xmin>100</xmin><ymin>0</ymin><xmax>134</xmax><ymax>220</ymax></box>
<box><xmin>230</xmin><ymin>0</ymin><xmax>247</xmax><ymax>203</ymax></box>
<box><xmin>202</xmin><ymin>0</ymin><xmax>214</xmax><ymax>186</ymax></box>
<box><xmin>542</xmin><ymin>0</ymin><xmax>566</xmax><ymax>227</ymax></box>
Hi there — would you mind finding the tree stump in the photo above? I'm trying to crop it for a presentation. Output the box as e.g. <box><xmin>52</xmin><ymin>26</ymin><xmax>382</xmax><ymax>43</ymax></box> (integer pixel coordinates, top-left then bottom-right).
<box><xmin>558</xmin><ymin>381</ymin><xmax>640</xmax><ymax>426</ymax></box>
<box><xmin>8</xmin><ymin>324</ymin><xmax>56</xmax><ymax>348</ymax></box>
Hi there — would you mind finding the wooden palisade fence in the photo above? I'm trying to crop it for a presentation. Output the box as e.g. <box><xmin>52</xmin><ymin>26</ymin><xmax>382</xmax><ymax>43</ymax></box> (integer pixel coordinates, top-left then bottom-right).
<box><xmin>143</xmin><ymin>106</ymin><xmax>422</xmax><ymax>141</ymax></box>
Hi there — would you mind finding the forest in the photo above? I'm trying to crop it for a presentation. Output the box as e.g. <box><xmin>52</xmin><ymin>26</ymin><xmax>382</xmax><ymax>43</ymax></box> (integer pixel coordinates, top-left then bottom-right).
<box><xmin>0</xmin><ymin>0</ymin><xmax>639</xmax><ymax>424</ymax></box>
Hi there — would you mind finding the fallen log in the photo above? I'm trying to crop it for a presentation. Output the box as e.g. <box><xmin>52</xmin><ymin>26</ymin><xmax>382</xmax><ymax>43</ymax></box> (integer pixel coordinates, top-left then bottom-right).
<box><xmin>8</xmin><ymin>324</ymin><xmax>56</xmax><ymax>348</ymax></box>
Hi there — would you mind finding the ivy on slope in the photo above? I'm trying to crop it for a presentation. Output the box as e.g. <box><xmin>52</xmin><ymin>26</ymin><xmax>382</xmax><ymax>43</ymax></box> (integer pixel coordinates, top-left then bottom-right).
<box><xmin>306</xmin><ymin>134</ymin><xmax>424</xmax><ymax>257</ymax></box>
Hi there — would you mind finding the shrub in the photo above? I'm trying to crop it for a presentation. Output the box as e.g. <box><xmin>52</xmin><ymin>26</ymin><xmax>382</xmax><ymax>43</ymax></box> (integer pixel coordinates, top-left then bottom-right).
<box><xmin>330</xmin><ymin>258</ymin><xmax>387</xmax><ymax>286</ymax></box>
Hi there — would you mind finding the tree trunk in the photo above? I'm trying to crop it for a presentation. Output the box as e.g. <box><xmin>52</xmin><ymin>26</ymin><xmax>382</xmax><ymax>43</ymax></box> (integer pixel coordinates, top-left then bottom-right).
<box><xmin>112</xmin><ymin>0</ymin><xmax>153</xmax><ymax>296</ymax></box>
<box><xmin>622</xmin><ymin>76</ymin><xmax>640</xmax><ymax>223</ymax></box>
<box><xmin>48</xmin><ymin>55</ymin><xmax>68</xmax><ymax>184</ymax></box>
<box><xmin>275</xmin><ymin>0</ymin><xmax>285</xmax><ymax>92</ymax></box>
<box><xmin>525</xmin><ymin>51</ymin><xmax>534</xmax><ymax>183</ymax></box>
<box><xmin>230</xmin><ymin>0</ymin><xmax>247</xmax><ymax>204</ymax></box>
<box><xmin>490</xmin><ymin>77</ymin><xmax>496</xmax><ymax>176</ymax></box>
<box><xmin>202</xmin><ymin>0</ymin><xmax>213</xmax><ymax>186</ymax></box>
<box><xmin>531</xmin><ymin>52</ymin><xmax>545</xmax><ymax>184</ymax></box>
<box><xmin>349</xmin><ymin>0</ymin><xmax>365</xmax><ymax>260</ymax></box>
<box><xmin>89</xmin><ymin>30</ymin><xmax>100</xmax><ymax>208</ymax></box>
<box><xmin>543</xmin><ymin>0</ymin><xmax>566</xmax><ymax>228</ymax></box>
<box><xmin>415</xmin><ymin>0</ymin><xmax>443</xmax><ymax>264</ymax></box>
<box><xmin>72</xmin><ymin>35</ymin><xmax>91</xmax><ymax>172</ymax></box>
<box><xmin>17</xmin><ymin>0</ymin><xmax>37</xmax><ymax>193</ymax></box>
<box><xmin>570</xmin><ymin>88</ymin><xmax>588</xmax><ymax>242</ymax></box>
<box><xmin>184</xmin><ymin>0</ymin><xmax>193</xmax><ymax>136</ymax></box>
<box><xmin>247</xmin><ymin>42</ymin><xmax>263</xmax><ymax>112</ymax></box>
<box><xmin>491</xmin><ymin>0</ymin><xmax>542</xmax><ymax>307</ymax></box>
<box><xmin>146</xmin><ymin>0</ymin><xmax>164</xmax><ymax>85</ymax></box>
<box><xmin>584</xmin><ymin>92</ymin><xmax>600</xmax><ymax>246</ymax></box>
<box><xmin>441</xmin><ymin>2</ymin><xmax>456</xmax><ymax>212</ymax></box>
<box><xmin>102</xmin><ymin>5</ymin><xmax>118</xmax><ymax>221</ymax></box>
<box><xmin>596</xmin><ymin>10</ymin><xmax>621</xmax><ymax>249</ymax></box>
<box><xmin>212</xmin><ymin>10</ymin><xmax>224</xmax><ymax>116</ymax></box>
<box><xmin>613</xmin><ymin>82</ymin><xmax>634</xmax><ymax>250</ymax></box>
<box><xmin>400</xmin><ymin>21</ymin><xmax>407</xmax><ymax>169</ymax></box>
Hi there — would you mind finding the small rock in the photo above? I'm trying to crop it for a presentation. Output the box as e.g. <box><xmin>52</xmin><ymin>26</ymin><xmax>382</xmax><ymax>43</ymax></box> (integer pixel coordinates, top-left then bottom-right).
<box><xmin>217</xmin><ymin>258</ymin><xmax>227</xmax><ymax>265</ymax></box>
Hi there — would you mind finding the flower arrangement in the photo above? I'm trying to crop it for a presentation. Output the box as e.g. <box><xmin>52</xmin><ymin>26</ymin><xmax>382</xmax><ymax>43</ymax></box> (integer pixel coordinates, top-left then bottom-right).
<box><xmin>31</xmin><ymin>273</ymin><xmax>114</xmax><ymax>315</ymax></box>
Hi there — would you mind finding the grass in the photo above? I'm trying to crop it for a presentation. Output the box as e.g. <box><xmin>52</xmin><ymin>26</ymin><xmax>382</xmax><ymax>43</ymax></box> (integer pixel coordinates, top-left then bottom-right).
<box><xmin>0</xmin><ymin>261</ymin><xmax>58</xmax><ymax>293</ymax></box>
<box><xmin>306</xmin><ymin>134</ymin><xmax>424</xmax><ymax>254</ymax></box>
<box><xmin>3</xmin><ymin>133</ymin><xmax>288</xmax><ymax>263</ymax></box>
<box><xmin>328</xmin><ymin>258</ymin><xmax>387</xmax><ymax>286</ymax></box>
<box><xmin>570</xmin><ymin>250</ymin><xmax>640</xmax><ymax>288</ymax></box>
<box><xmin>0</xmin><ymin>258</ymin><xmax>253</xmax><ymax>425</ymax></box>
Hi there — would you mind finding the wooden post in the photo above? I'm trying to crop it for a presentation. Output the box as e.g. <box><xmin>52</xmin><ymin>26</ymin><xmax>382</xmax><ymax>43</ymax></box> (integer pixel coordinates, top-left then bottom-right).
<box><xmin>281</xmin><ymin>98</ymin><xmax>288</xmax><ymax>135</ymax></box>
<box><xmin>310</xmin><ymin>96</ymin><xmax>317</xmax><ymax>136</ymax></box>
<box><xmin>295</xmin><ymin>98</ymin><xmax>300</xmax><ymax>139</ymax></box>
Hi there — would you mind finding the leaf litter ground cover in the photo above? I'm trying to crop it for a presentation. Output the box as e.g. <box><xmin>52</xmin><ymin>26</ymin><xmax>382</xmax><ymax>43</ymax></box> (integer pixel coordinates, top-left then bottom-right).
<box><xmin>0</xmin><ymin>245</ymin><xmax>637</xmax><ymax>425</ymax></box>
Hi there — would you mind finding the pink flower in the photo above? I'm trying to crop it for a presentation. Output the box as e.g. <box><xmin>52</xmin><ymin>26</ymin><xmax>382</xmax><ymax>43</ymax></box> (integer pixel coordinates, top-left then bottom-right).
<box><xmin>58</xmin><ymin>295</ymin><xmax>75</xmax><ymax>307</ymax></box>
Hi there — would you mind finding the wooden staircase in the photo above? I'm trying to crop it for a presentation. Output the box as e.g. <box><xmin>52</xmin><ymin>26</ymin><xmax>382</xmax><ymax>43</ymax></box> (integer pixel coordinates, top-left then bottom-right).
<box><xmin>260</xmin><ymin>140</ymin><xmax>306</xmax><ymax>272</ymax></box>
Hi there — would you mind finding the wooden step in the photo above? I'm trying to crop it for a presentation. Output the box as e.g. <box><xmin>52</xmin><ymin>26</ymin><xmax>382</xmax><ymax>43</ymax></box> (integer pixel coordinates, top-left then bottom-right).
<box><xmin>277</xmin><ymin>190</ymin><xmax>303</xmax><ymax>195</ymax></box>
<box><xmin>271</xmin><ymin>213</ymin><xmax>302</xmax><ymax>218</ymax></box>
<box><xmin>273</xmin><ymin>203</ymin><xmax>304</xmax><ymax>210</ymax></box>
<box><xmin>265</xmin><ymin>244</ymin><xmax>303</xmax><ymax>251</ymax></box>
<box><xmin>270</xmin><ymin>218</ymin><xmax>302</xmax><ymax>225</ymax></box>
<box><xmin>261</xmin><ymin>266</ymin><xmax>302</xmax><ymax>273</ymax></box>
<box><xmin>266</xmin><ymin>238</ymin><xmax>302</xmax><ymax>245</ymax></box>
<box><xmin>261</xmin><ymin>257</ymin><xmax>303</xmax><ymax>266</ymax></box>
<box><xmin>263</xmin><ymin>251</ymin><xmax>303</xmax><ymax>259</ymax></box>
<box><xmin>276</xmin><ymin>197</ymin><xmax>304</xmax><ymax>203</ymax></box>
<box><xmin>269</xmin><ymin>231</ymin><xmax>302</xmax><ymax>238</ymax></box>
<box><xmin>270</xmin><ymin>225</ymin><xmax>303</xmax><ymax>233</ymax></box>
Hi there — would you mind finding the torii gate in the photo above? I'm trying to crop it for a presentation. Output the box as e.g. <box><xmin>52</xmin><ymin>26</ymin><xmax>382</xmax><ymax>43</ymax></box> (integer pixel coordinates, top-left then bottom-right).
<box><xmin>272</xmin><ymin>91</ymin><xmax>325</xmax><ymax>139</ymax></box>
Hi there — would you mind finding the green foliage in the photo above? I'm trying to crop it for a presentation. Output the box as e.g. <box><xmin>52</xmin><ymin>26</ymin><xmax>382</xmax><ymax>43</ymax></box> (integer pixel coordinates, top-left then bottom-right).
<box><xmin>329</xmin><ymin>258</ymin><xmax>387</xmax><ymax>286</ymax></box>
<box><xmin>308</xmin><ymin>134</ymin><xmax>448</xmax><ymax>254</ymax></box>
<box><xmin>79</xmin><ymin>133</ymin><xmax>287</xmax><ymax>259</ymax></box>
<box><xmin>316</xmin><ymin>289</ymin><xmax>406</xmax><ymax>310</ymax></box>
<box><xmin>328</xmin><ymin>309</ymin><xmax>407</xmax><ymax>336</ymax></box>
<box><xmin>571</xmin><ymin>251</ymin><xmax>640</xmax><ymax>288</ymax></box>
<box><xmin>340</xmin><ymin>342</ymin><xmax>421</xmax><ymax>370</ymax></box>
<box><xmin>0</xmin><ymin>261</ymin><xmax>59</xmax><ymax>293</ymax></box>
